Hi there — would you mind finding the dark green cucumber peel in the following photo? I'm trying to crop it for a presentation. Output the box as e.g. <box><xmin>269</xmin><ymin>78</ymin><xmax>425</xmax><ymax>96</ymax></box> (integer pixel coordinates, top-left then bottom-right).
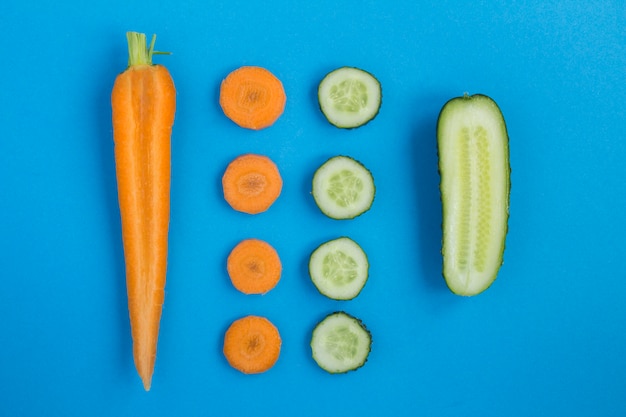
<box><xmin>437</xmin><ymin>94</ymin><xmax>510</xmax><ymax>296</ymax></box>
<box><xmin>310</xmin><ymin>311</ymin><xmax>372</xmax><ymax>374</ymax></box>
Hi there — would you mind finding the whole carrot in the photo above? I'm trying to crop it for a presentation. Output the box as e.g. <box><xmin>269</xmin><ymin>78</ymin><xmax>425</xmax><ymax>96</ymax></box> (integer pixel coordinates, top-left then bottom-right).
<box><xmin>111</xmin><ymin>31</ymin><xmax>175</xmax><ymax>391</ymax></box>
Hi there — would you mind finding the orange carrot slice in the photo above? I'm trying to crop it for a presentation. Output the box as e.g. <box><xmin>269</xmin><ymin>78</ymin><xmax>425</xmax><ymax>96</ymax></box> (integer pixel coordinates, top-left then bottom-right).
<box><xmin>223</xmin><ymin>315</ymin><xmax>282</xmax><ymax>374</ymax></box>
<box><xmin>222</xmin><ymin>154</ymin><xmax>283</xmax><ymax>214</ymax></box>
<box><xmin>111</xmin><ymin>32</ymin><xmax>175</xmax><ymax>391</ymax></box>
<box><xmin>227</xmin><ymin>239</ymin><xmax>282</xmax><ymax>294</ymax></box>
<box><xmin>219</xmin><ymin>66</ymin><xmax>286</xmax><ymax>130</ymax></box>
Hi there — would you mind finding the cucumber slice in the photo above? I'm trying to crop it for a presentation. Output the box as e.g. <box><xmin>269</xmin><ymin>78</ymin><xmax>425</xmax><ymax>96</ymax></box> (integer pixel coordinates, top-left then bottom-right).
<box><xmin>437</xmin><ymin>93</ymin><xmax>510</xmax><ymax>296</ymax></box>
<box><xmin>309</xmin><ymin>237</ymin><xmax>369</xmax><ymax>300</ymax></box>
<box><xmin>318</xmin><ymin>67</ymin><xmax>381</xmax><ymax>128</ymax></box>
<box><xmin>310</xmin><ymin>311</ymin><xmax>371</xmax><ymax>374</ymax></box>
<box><xmin>312</xmin><ymin>156</ymin><xmax>375</xmax><ymax>220</ymax></box>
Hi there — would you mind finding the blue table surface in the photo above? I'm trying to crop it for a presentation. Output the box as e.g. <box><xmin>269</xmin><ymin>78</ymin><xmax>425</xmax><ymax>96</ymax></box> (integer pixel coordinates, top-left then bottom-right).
<box><xmin>2</xmin><ymin>1</ymin><xmax>625</xmax><ymax>416</ymax></box>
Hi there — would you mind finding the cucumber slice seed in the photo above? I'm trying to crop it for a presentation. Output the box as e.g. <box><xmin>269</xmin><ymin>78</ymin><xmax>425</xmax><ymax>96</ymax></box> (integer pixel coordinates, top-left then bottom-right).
<box><xmin>311</xmin><ymin>311</ymin><xmax>371</xmax><ymax>374</ymax></box>
<box><xmin>312</xmin><ymin>156</ymin><xmax>375</xmax><ymax>220</ymax></box>
<box><xmin>318</xmin><ymin>67</ymin><xmax>382</xmax><ymax>128</ymax></box>
<box><xmin>309</xmin><ymin>237</ymin><xmax>369</xmax><ymax>300</ymax></box>
<box><xmin>437</xmin><ymin>94</ymin><xmax>510</xmax><ymax>296</ymax></box>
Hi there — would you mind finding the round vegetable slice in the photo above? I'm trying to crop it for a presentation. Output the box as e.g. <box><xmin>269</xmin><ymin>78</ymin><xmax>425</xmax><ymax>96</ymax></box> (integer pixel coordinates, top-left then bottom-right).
<box><xmin>223</xmin><ymin>315</ymin><xmax>282</xmax><ymax>374</ymax></box>
<box><xmin>227</xmin><ymin>239</ymin><xmax>282</xmax><ymax>294</ymax></box>
<box><xmin>222</xmin><ymin>154</ymin><xmax>283</xmax><ymax>214</ymax></box>
<box><xmin>309</xmin><ymin>237</ymin><xmax>369</xmax><ymax>300</ymax></box>
<box><xmin>219</xmin><ymin>66</ymin><xmax>286</xmax><ymax>130</ymax></box>
<box><xmin>311</xmin><ymin>311</ymin><xmax>371</xmax><ymax>374</ymax></box>
<box><xmin>318</xmin><ymin>66</ymin><xmax>381</xmax><ymax>128</ymax></box>
<box><xmin>312</xmin><ymin>156</ymin><xmax>375</xmax><ymax>219</ymax></box>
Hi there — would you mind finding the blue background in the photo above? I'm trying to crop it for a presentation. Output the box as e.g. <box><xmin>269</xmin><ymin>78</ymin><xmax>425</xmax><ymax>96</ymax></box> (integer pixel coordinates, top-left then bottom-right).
<box><xmin>1</xmin><ymin>1</ymin><xmax>625</xmax><ymax>416</ymax></box>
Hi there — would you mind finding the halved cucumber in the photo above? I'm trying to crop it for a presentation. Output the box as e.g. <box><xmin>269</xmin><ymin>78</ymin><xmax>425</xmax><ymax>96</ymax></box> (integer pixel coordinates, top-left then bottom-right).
<box><xmin>309</xmin><ymin>237</ymin><xmax>369</xmax><ymax>300</ymax></box>
<box><xmin>437</xmin><ymin>93</ymin><xmax>510</xmax><ymax>296</ymax></box>
<box><xmin>318</xmin><ymin>67</ymin><xmax>381</xmax><ymax>128</ymax></box>
<box><xmin>312</xmin><ymin>156</ymin><xmax>375</xmax><ymax>220</ymax></box>
<box><xmin>310</xmin><ymin>311</ymin><xmax>371</xmax><ymax>374</ymax></box>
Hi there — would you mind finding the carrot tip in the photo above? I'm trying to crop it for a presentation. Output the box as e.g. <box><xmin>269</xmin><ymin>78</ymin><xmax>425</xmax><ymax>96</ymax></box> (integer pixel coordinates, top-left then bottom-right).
<box><xmin>141</xmin><ymin>376</ymin><xmax>152</xmax><ymax>391</ymax></box>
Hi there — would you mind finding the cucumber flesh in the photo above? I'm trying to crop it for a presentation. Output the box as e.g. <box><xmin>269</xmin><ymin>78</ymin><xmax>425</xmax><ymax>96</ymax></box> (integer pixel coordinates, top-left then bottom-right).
<box><xmin>437</xmin><ymin>94</ymin><xmax>510</xmax><ymax>296</ymax></box>
<box><xmin>309</xmin><ymin>237</ymin><xmax>369</xmax><ymax>300</ymax></box>
<box><xmin>312</xmin><ymin>156</ymin><xmax>375</xmax><ymax>220</ymax></box>
<box><xmin>318</xmin><ymin>67</ymin><xmax>381</xmax><ymax>128</ymax></box>
<box><xmin>310</xmin><ymin>311</ymin><xmax>371</xmax><ymax>374</ymax></box>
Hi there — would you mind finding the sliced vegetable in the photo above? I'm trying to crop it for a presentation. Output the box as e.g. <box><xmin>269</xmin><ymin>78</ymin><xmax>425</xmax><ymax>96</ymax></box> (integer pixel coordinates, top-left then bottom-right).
<box><xmin>311</xmin><ymin>311</ymin><xmax>371</xmax><ymax>374</ymax></box>
<box><xmin>219</xmin><ymin>66</ymin><xmax>286</xmax><ymax>130</ymax></box>
<box><xmin>111</xmin><ymin>31</ymin><xmax>175</xmax><ymax>391</ymax></box>
<box><xmin>318</xmin><ymin>66</ymin><xmax>381</xmax><ymax>128</ymax></box>
<box><xmin>222</xmin><ymin>154</ymin><xmax>283</xmax><ymax>214</ymax></box>
<box><xmin>223</xmin><ymin>315</ymin><xmax>282</xmax><ymax>374</ymax></box>
<box><xmin>312</xmin><ymin>156</ymin><xmax>375</xmax><ymax>220</ymax></box>
<box><xmin>437</xmin><ymin>93</ymin><xmax>510</xmax><ymax>296</ymax></box>
<box><xmin>227</xmin><ymin>239</ymin><xmax>282</xmax><ymax>295</ymax></box>
<box><xmin>309</xmin><ymin>237</ymin><xmax>369</xmax><ymax>300</ymax></box>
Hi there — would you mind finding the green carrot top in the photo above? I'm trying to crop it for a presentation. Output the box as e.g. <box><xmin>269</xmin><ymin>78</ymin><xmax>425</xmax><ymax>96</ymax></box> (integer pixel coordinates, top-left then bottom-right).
<box><xmin>126</xmin><ymin>31</ymin><xmax>170</xmax><ymax>67</ymax></box>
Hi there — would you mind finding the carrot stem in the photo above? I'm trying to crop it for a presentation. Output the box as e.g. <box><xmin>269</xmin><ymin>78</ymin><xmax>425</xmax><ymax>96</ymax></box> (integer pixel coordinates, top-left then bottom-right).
<box><xmin>126</xmin><ymin>32</ymin><xmax>154</xmax><ymax>66</ymax></box>
<box><xmin>126</xmin><ymin>32</ymin><xmax>171</xmax><ymax>67</ymax></box>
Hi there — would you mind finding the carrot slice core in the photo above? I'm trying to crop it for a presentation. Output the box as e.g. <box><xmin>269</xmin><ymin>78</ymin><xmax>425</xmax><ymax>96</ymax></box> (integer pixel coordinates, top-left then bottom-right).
<box><xmin>223</xmin><ymin>316</ymin><xmax>282</xmax><ymax>374</ymax></box>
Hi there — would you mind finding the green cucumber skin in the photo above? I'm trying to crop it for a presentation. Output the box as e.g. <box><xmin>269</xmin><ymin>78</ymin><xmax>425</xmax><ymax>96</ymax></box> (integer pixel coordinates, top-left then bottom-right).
<box><xmin>318</xmin><ymin>67</ymin><xmax>382</xmax><ymax>129</ymax></box>
<box><xmin>310</xmin><ymin>311</ymin><xmax>372</xmax><ymax>374</ymax></box>
<box><xmin>437</xmin><ymin>94</ymin><xmax>511</xmax><ymax>296</ymax></box>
